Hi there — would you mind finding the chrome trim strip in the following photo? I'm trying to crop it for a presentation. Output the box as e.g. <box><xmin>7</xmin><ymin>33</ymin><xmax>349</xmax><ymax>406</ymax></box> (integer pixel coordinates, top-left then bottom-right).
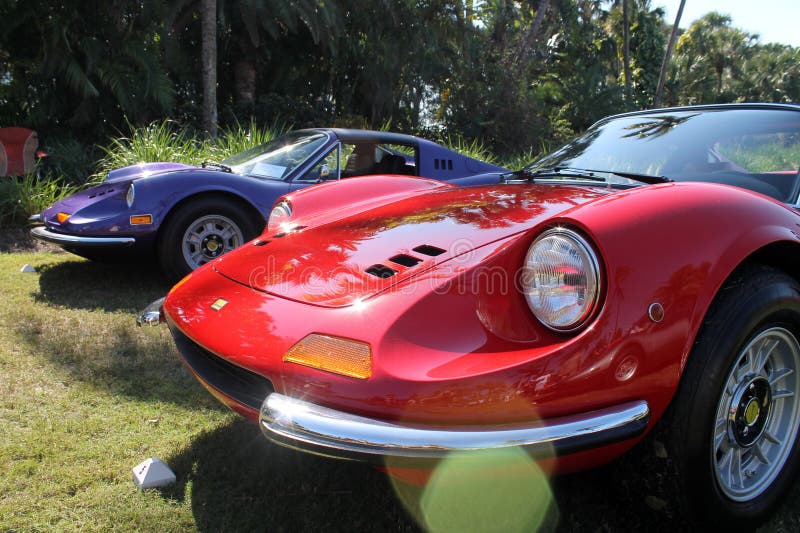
<box><xmin>260</xmin><ymin>393</ymin><xmax>650</xmax><ymax>461</ymax></box>
<box><xmin>28</xmin><ymin>213</ymin><xmax>42</xmax><ymax>223</ymax></box>
<box><xmin>30</xmin><ymin>226</ymin><xmax>135</xmax><ymax>247</ymax></box>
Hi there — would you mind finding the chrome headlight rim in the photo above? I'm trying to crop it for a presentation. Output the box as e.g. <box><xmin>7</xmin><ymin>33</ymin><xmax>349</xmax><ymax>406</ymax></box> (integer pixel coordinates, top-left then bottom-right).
<box><xmin>522</xmin><ymin>226</ymin><xmax>602</xmax><ymax>333</ymax></box>
<box><xmin>126</xmin><ymin>182</ymin><xmax>135</xmax><ymax>208</ymax></box>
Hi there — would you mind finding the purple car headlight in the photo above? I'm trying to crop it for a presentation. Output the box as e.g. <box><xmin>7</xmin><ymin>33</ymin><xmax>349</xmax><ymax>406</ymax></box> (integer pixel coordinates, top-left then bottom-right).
<box><xmin>521</xmin><ymin>227</ymin><xmax>601</xmax><ymax>332</ymax></box>
<box><xmin>126</xmin><ymin>183</ymin><xmax>135</xmax><ymax>208</ymax></box>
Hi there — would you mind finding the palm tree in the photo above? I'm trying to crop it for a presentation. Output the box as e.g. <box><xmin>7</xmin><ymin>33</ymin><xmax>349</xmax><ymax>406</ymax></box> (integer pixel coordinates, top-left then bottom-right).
<box><xmin>201</xmin><ymin>0</ymin><xmax>217</xmax><ymax>137</ymax></box>
<box><xmin>2</xmin><ymin>0</ymin><xmax>174</xmax><ymax>132</ymax></box>
<box><xmin>654</xmin><ymin>0</ymin><xmax>685</xmax><ymax>107</ymax></box>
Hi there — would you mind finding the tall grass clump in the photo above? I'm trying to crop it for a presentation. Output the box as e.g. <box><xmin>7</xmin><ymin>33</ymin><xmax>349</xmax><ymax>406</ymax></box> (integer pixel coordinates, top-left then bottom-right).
<box><xmin>501</xmin><ymin>147</ymin><xmax>543</xmax><ymax>170</ymax></box>
<box><xmin>0</xmin><ymin>173</ymin><xmax>78</xmax><ymax>225</ymax></box>
<box><xmin>208</xmin><ymin>118</ymin><xmax>287</xmax><ymax>161</ymax></box>
<box><xmin>96</xmin><ymin>121</ymin><xmax>205</xmax><ymax>178</ymax></box>
<box><xmin>96</xmin><ymin>120</ymin><xmax>287</xmax><ymax>178</ymax></box>
<box><xmin>444</xmin><ymin>135</ymin><xmax>498</xmax><ymax>165</ymax></box>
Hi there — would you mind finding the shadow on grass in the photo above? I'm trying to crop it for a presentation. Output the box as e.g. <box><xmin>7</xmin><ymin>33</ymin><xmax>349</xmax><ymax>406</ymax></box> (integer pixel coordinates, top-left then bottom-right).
<box><xmin>33</xmin><ymin>259</ymin><xmax>170</xmax><ymax>313</ymax></box>
<box><xmin>157</xmin><ymin>418</ymin><xmax>694</xmax><ymax>532</ymax></box>
<box><xmin>160</xmin><ymin>419</ymin><xmax>422</xmax><ymax>532</ymax></box>
<box><xmin>13</xmin><ymin>310</ymin><xmax>224</xmax><ymax>412</ymax></box>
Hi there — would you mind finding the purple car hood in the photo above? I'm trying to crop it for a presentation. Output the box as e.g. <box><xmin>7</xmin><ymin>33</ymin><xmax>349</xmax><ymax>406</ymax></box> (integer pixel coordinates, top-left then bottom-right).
<box><xmin>105</xmin><ymin>162</ymin><xmax>197</xmax><ymax>183</ymax></box>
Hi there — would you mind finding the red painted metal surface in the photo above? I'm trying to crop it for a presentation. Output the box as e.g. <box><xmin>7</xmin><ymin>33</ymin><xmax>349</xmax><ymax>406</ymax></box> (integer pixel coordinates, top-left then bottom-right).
<box><xmin>164</xmin><ymin>176</ymin><xmax>800</xmax><ymax>471</ymax></box>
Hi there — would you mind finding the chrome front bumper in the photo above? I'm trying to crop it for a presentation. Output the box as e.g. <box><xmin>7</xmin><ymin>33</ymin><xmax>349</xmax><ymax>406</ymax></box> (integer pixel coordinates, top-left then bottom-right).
<box><xmin>260</xmin><ymin>393</ymin><xmax>650</xmax><ymax>461</ymax></box>
<box><xmin>31</xmin><ymin>226</ymin><xmax>135</xmax><ymax>247</ymax></box>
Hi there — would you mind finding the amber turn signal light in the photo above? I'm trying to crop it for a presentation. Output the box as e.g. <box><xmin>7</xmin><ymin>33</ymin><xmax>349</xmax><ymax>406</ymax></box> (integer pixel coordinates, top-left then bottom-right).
<box><xmin>283</xmin><ymin>334</ymin><xmax>372</xmax><ymax>379</ymax></box>
<box><xmin>56</xmin><ymin>212</ymin><xmax>70</xmax><ymax>223</ymax></box>
<box><xmin>130</xmin><ymin>214</ymin><xmax>153</xmax><ymax>225</ymax></box>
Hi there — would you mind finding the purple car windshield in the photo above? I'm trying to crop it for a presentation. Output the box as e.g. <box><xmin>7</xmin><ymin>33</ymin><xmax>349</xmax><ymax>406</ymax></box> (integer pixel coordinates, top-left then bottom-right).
<box><xmin>222</xmin><ymin>131</ymin><xmax>328</xmax><ymax>180</ymax></box>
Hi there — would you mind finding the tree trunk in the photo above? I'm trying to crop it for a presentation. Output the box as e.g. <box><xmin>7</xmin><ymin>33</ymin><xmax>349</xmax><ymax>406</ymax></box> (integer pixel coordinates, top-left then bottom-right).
<box><xmin>201</xmin><ymin>0</ymin><xmax>217</xmax><ymax>137</ymax></box>
<box><xmin>514</xmin><ymin>0</ymin><xmax>550</xmax><ymax>67</ymax></box>
<box><xmin>234</xmin><ymin>37</ymin><xmax>258</xmax><ymax>107</ymax></box>
<box><xmin>622</xmin><ymin>0</ymin><xmax>631</xmax><ymax>101</ymax></box>
<box><xmin>654</xmin><ymin>0</ymin><xmax>685</xmax><ymax>108</ymax></box>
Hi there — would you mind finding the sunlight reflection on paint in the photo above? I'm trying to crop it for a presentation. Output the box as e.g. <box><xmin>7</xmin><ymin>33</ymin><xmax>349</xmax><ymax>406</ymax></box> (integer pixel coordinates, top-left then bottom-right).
<box><xmin>389</xmin><ymin>447</ymin><xmax>557</xmax><ymax>533</ymax></box>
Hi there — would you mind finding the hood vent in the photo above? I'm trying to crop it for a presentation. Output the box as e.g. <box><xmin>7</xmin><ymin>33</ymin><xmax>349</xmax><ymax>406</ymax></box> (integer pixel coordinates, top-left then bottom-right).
<box><xmin>413</xmin><ymin>244</ymin><xmax>445</xmax><ymax>257</ymax></box>
<box><xmin>389</xmin><ymin>254</ymin><xmax>422</xmax><ymax>268</ymax></box>
<box><xmin>365</xmin><ymin>264</ymin><xmax>398</xmax><ymax>279</ymax></box>
<box><xmin>88</xmin><ymin>188</ymin><xmax>115</xmax><ymax>199</ymax></box>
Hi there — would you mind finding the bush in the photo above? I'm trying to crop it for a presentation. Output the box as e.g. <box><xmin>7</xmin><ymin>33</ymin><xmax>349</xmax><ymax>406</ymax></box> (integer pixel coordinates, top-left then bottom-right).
<box><xmin>0</xmin><ymin>173</ymin><xmax>78</xmax><ymax>225</ymax></box>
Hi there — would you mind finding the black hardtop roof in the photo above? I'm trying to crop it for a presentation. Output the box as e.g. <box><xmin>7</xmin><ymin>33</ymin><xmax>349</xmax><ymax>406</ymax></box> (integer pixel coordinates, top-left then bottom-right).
<box><xmin>597</xmin><ymin>102</ymin><xmax>800</xmax><ymax>128</ymax></box>
<box><xmin>297</xmin><ymin>128</ymin><xmax>430</xmax><ymax>146</ymax></box>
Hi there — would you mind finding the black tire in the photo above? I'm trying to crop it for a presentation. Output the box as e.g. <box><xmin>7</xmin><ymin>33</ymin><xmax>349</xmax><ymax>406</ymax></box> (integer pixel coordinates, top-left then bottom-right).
<box><xmin>157</xmin><ymin>196</ymin><xmax>262</xmax><ymax>281</ymax></box>
<box><xmin>664</xmin><ymin>264</ymin><xmax>800</xmax><ymax>530</ymax></box>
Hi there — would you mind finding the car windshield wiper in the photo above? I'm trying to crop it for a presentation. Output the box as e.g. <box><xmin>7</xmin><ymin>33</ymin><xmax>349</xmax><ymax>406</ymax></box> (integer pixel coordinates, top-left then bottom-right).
<box><xmin>202</xmin><ymin>161</ymin><xmax>233</xmax><ymax>173</ymax></box>
<box><xmin>599</xmin><ymin>169</ymin><xmax>672</xmax><ymax>185</ymax></box>
<box><xmin>505</xmin><ymin>166</ymin><xmax>672</xmax><ymax>186</ymax></box>
<box><xmin>504</xmin><ymin>167</ymin><xmax>606</xmax><ymax>183</ymax></box>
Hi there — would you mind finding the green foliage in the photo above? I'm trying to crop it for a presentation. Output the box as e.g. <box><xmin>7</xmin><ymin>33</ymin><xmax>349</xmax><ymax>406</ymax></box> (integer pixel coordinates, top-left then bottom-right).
<box><xmin>2</xmin><ymin>0</ymin><xmax>799</xmax><ymax>165</ymax></box>
<box><xmin>0</xmin><ymin>173</ymin><xmax>78</xmax><ymax>225</ymax></box>
<box><xmin>95</xmin><ymin>120</ymin><xmax>286</xmax><ymax>178</ymax></box>
<box><xmin>96</xmin><ymin>121</ymin><xmax>205</xmax><ymax>177</ymax></box>
<box><xmin>207</xmin><ymin>119</ymin><xmax>287</xmax><ymax>161</ymax></box>
<box><xmin>717</xmin><ymin>140</ymin><xmax>800</xmax><ymax>173</ymax></box>
<box><xmin>443</xmin><ymin>135</ymin><xmax>498</xmax><ymax>165</ymax></box>
<box><xmin>39</xmin><ymin>138</ymin><xmax>101</xmax><ymax>186</ymax></box>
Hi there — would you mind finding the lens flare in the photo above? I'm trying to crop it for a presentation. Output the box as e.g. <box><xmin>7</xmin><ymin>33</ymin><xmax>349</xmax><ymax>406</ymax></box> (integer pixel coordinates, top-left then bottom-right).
<box><xmin>390</xmin><ymin>447</ymin><xmax>557</xmax><ymax>533</ymax></box>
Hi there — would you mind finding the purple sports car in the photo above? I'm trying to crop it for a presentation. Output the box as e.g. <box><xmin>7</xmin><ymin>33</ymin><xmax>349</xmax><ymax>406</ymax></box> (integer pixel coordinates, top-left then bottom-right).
<box><xmin>31</xmin><ymin>128</ymin><xmax>507</xmax><ymax>279</ymax></box>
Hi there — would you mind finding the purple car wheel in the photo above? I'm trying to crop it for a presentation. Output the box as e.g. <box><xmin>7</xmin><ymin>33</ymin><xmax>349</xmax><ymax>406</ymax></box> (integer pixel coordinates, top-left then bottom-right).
<box><xmin>158</xmin><ymin>196</ymin><xmax>262</xmax><ymax>280</ymax></box>
<box><xmin>181</xmin><ymin>214</ymin><xmax>245</xmax><ymax>270</ymax></box>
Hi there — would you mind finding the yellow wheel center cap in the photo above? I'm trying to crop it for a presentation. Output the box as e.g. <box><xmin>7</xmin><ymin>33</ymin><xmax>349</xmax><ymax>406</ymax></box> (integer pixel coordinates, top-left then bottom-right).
<box><xmin>207</xmin><ymin>241</ymin><xmax>219</xmax><ymax>252</ymax></box>
<box><xmin>744</xmin><ymin>399</ymin><xmax>761</xmax><ymax>426</ymax></box>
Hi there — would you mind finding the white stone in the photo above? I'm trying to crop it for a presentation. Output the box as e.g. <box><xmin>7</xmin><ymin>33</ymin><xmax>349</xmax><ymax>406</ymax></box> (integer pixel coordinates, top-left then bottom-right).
<box><xmin>132</xmin><ymin>457</ymin><xmax>176</xmax><ymax>490</ymax></box>
<box><xmin>20</xmin><ymin>264</ymin><xmax>36</xmax><ymax>273</ymax></box>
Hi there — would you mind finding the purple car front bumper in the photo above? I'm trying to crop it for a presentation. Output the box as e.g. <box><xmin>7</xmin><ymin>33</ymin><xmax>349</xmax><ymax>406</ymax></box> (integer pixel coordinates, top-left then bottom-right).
<box><xmin>31</xmin><ymin>226</ymin><xmax>135</xmax><ymax>247</ymax></box>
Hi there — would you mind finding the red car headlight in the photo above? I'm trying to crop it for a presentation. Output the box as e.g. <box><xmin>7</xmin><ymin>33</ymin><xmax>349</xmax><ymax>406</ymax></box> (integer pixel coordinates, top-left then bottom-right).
<box><xmin>521</xmin><ymin>227</ymin><xmax>601</xmax><ymax>332</ymax></box>
<box><xmin>267</xmin><ymin>200</ymin><xmax>292</xmax><ymax>233</ymax></box>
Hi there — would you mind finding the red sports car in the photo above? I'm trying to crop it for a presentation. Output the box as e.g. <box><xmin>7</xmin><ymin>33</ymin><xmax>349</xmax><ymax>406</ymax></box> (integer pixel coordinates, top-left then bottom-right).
<box><xmin>142</xmin><ymin>104</ymin><xmax>800</xmax><ymax>529</ymax></box>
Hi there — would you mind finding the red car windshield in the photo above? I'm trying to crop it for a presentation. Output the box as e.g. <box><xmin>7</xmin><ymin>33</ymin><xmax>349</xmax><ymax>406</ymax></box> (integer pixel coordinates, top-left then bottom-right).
<box><xmin>528</xmin><ymin>108</ymin><xmax>800</xmax><ymax>202</ymax></box>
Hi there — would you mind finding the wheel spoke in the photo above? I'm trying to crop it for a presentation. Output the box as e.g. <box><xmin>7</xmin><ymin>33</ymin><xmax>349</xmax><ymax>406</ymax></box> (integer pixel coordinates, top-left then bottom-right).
<box><xmin>714</xmin><ymin>412</ymin><xmax>729</xmax><ymax>445</ymax></box>
<box><xmin>769</xmin><ymin>367</ymin><xmax>794</xmax><ymax>385</ymax></box>
<box><xmin>731</xmin><ymin>448</ymin><xmax>744</xmax><ymax>489</ymax></box>
<box><xmin>735</xmin><ymin>358</ymin><xmax>750</xmax><ymax>382</ymax></box>
<box><xmin>752</xmin><ymin>443</ymin><xmax>771</xmax><ymax>466</ymax></box>
<box><xmin>763</xmin><ymin>430</ymin><xmax>782</xmax><ymax>446</ymax></box>
<box><xmin>772</xmin><ymin>388</ymin><xmax>795</xmax><ymax>401</ymax></box>
<box><xmin>719</xmin><ymin>447</ymin><xmax>743</xmax><ymax>489</ymax></box>
<box><xmin>753</xmin><ymin>339</ymin><xmax>778</xmax><ymax>374</ymax></box>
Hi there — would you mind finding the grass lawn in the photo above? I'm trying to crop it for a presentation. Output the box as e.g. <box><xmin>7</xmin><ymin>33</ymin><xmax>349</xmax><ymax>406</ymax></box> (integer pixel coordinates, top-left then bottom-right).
<box><xmin>2</xmin><ymin>251</ymin><xmax>800</xmax><ymax>532</ymax></box>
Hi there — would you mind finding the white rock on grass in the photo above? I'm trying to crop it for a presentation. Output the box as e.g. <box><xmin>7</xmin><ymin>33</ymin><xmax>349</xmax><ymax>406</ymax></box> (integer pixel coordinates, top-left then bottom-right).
<box><xmin>132</xmin><ymin>457</ymin><xmax>176</xmax><ymax>490</ymax></box>
<box><xmin>20</xmin><ymin>264</ymin><xmax>36</xmax><ymax>273</ymax></box>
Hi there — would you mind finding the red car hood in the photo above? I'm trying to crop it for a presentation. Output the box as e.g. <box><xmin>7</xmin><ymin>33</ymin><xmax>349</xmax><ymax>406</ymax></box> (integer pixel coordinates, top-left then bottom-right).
<box><xmin>214</xmin><ymin>184</ymin><xmax>610</xmax><ymax>307</ymax></box>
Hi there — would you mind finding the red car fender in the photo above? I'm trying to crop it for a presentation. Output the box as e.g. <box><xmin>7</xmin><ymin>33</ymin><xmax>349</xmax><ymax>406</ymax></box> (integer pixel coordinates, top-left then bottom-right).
<box><xmin>565</xmin><ymin>181</ymin><xmax>800</xmax><ymax>415</ymax></box>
